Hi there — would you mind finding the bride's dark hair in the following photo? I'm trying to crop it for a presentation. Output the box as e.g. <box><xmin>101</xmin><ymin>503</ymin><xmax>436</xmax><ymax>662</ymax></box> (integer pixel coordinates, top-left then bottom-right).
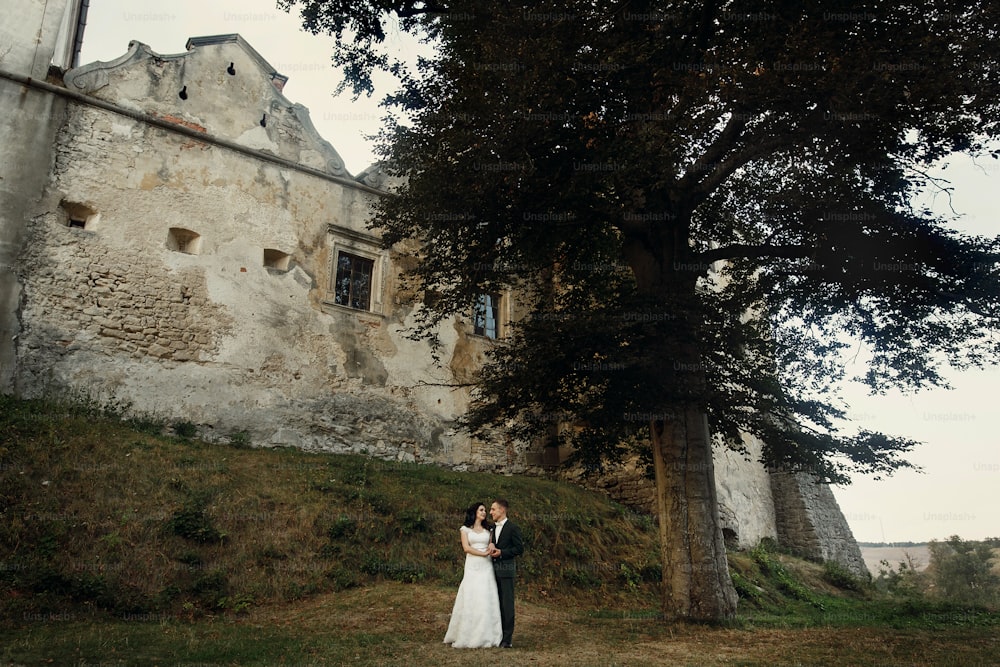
<box><xmin>463</xmin><ymin>502</ymin><xmax>491</xmax><ymax>529</ymax></box>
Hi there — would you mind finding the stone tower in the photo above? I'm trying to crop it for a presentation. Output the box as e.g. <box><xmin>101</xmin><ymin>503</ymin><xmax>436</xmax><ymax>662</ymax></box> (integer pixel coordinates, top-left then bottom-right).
<box><xmin>0</xmin><ymin>0</ymin><xmax>86</xmax><ymax>389</ymax></box>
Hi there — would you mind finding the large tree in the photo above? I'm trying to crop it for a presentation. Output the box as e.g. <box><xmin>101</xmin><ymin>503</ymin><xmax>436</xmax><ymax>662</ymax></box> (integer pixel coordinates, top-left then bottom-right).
<box><xmin>282</xmin><ymin>0</ymin><xmax>1000</xmax><ymax>620</ymax></box>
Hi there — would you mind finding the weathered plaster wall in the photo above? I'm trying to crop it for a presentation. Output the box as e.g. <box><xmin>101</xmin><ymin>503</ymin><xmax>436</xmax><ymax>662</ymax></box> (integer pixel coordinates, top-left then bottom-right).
<box><xmin>15</xmin><ymin>36</ymin><xmax>513</xmax><ymax>468</ymax></box>
<box><xmin>0</xmin><ymin>0</ymin><xmax>75</xmax><ymax>389</ymax></box>
<box><xmin>713</xmin><ymin>434</ymin><xmax>779</xmax><ymax>549</ymax></box>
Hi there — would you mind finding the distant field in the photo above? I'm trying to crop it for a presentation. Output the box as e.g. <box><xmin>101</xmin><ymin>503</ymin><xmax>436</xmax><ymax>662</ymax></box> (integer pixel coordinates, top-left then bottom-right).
<box><xmin>860</xmin><ymin>545</ymin><xmax>930</xmax><ymax>574</ymax></box>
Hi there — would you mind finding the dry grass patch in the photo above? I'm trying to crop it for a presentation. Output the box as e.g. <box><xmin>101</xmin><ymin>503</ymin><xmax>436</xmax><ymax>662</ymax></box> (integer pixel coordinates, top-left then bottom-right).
<box><xmin>237</xmin><ymin>582</ymin><xmax>1000</xmax><ymax>666</ymax></box>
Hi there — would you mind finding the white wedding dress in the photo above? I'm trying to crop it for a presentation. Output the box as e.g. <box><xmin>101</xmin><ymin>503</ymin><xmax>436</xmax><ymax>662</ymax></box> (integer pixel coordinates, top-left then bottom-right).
<box><xmin>443</xmin><ymin>526</ymin><xmax>502</xmax><ymax>648</ymax></box>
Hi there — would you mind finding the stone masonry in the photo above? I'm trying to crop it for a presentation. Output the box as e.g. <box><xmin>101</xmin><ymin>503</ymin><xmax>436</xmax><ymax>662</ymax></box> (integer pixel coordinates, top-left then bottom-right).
<box><xmin>770</xmin><ymin>471</ymin><xmax>868</xmax><ymax>576</ymax></box>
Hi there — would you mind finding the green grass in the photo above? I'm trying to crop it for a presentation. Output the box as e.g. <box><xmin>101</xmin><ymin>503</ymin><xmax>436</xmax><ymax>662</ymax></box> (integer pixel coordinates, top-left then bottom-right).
<box><xmin>0</xmin><ymin>393</ymin><xmax>663</xmax><ymax>620</ymax></box>
<box><xmin>3</xmin><ymin>620</ymin><xmax>327</xmax><ymax>665</ymax></box>
<box><xmin>3</xmin><ymin>393</ymin><xmax>1000</xmax><ymax>666</ymax></box>
<box><xmin>4</xmin><ymin>583</ymin><xmax>1000</xmax><ymax>666</ymax></box>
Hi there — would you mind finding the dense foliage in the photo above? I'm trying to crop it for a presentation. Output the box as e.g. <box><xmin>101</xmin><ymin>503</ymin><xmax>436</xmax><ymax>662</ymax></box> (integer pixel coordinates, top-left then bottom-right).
<box><xmin>876</xmin><ymin>536</ymin><xmax>1000</xmax><ymax>608</ymax></box>
<box><xmin>284</xmin><ymin>0</ymin><xmax>1000</xmax><ymax>482</ymax></box>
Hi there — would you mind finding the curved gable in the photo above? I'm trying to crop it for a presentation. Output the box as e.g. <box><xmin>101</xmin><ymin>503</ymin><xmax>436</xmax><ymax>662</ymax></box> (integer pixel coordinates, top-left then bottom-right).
<box><xmin>64</xmin><ymin>33</ymin><xmax>349</xmax><ymax>177</ymax></box>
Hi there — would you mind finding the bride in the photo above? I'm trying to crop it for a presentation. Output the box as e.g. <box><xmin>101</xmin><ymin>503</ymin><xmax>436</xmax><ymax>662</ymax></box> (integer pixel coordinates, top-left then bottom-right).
<box><xmin>443</xmin><ymin>502</ymin><xmax>502</xmax><ymax>648</ymax></box>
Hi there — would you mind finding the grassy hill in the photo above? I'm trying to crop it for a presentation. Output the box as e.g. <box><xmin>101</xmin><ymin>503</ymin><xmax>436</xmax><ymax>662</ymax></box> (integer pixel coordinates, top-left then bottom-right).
<box><xmin>2</xmin><ymin>394</ymin><xmax>999</xmax><ymax>666</ymax></box>
<box><xmin>0</xmin><ymin>393</ymin><xmax>665</xmax><ymax>618</ymax></box>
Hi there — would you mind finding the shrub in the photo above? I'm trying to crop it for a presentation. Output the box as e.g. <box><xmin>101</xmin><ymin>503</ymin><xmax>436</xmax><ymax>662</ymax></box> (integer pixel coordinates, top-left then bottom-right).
<box><xmin>167</xmin><ymin>501</ymin><xmax>226</xmax><ymax>544</ymax></box>
<box><xmin>398</xmin><ymin>509</ymin><xmax>429</xmax><ymax>533</ymax></box>
<box><xmin>874</xmin><ymin>556</ymin><xmax>926</xmax><ymax>599</ymax></box>
<box><xmin>929</xmin><ymin>536</ymin><xmax>1000</xmax><ymax>606</ymax></box>
<box><xmin>218</xmin><ymin>594</ymin><xmax>255</xmax><ymax>613</ymax></box>
<box><xmin>823</xmin><ymin>560</ymin><xmax>867</xmax><ymax>593</ymax></box>
<box><xmin>325</xmin><ymin>566</ymin><xmax>359</xmax><ymax>591</ymax></box>
<box><xmin>190</xmin><ymin>570</ymin><xmax>229</xmax><ymax>608</ymax></box>
<box><xmin>328</xmin><ymin>515</ymin><xmax>358</xmax><ymax>540</ymax></box>
<box><xmin>562</xmin><ymin>566</ymin><xmax>601</xmax><ymax>588</ymax></box>
<box><xmin>618</xmin><ymin>563</ymin><xmax>641</xmax><ymax>592</ymax></box>
<box><xmin>227</xmin><ymin>431</ymin><xmax>252</xmax><ymax>448</ymax></box>
<box><xmin>173</xmin><ymin>421</ymin><xmax>198</xmax><ymax>439</ymax></box>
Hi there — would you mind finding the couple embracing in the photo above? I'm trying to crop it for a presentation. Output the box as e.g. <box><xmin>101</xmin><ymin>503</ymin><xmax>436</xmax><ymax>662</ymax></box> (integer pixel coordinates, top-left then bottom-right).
<box><xmin>443</xmin><ymin>499</ymin><xmax>524</xmax><ymax>649</ymax></box>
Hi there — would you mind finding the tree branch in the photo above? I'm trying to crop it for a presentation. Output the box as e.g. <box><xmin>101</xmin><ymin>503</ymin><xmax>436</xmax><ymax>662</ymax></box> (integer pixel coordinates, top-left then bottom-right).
<box><xmin>688</xmin><ymin>132</ymin><xmax>801</xmax><ymax>210</ymax></box>
<box><xmin>680</xmin><ymin>109</ymin><xmax>824</xmax><ymax>211</ymax></box>
<box><xmin>396</xmin><ymin>2</ymin><xmax>450</xmax><ymax>18</ymax></box>
<box><xmin>681</xmin><ymin>110</ymin><xmax>749</xmax><ymax>185</ymax></box>
<box><xmin>698</xmin><ymin>243</ymin><xmax>813</xmax><ymax>264</ymax></box>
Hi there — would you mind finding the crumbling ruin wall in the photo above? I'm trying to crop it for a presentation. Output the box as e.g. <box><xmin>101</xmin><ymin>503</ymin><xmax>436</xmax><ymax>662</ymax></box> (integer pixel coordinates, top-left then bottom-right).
<box><xmin>13</xmin><ymin>35</ymin><xmax>517</xmax><ymax>470</ymax></box>
<box><xmin>770</xmin><ymin>471</ymin><xmax>869</xmax><ymax>576</ymax></box>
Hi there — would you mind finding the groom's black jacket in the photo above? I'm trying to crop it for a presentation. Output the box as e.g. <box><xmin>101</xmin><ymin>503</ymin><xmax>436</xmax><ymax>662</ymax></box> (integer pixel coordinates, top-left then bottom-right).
<box><xmin>491</xmin><ymin>520</ymin><xmax>524</xmax><ymax>578</ymax></box>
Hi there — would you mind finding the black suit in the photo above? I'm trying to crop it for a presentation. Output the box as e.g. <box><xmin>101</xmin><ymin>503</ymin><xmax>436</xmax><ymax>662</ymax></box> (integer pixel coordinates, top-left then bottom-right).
<box><xmin>491</xmin><ymin>519</ymin><xmax>524</xmax><ymax>646</ymax></box>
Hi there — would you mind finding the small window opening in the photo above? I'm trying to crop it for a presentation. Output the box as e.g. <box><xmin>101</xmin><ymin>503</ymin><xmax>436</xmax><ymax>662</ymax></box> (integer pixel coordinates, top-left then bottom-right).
<box><xmin>264</xmin><ymin>248</ymin><xmax>291</xmax><ymax>271</ymax></box>
<box><xmin>334</xmin><ymin>251</ymin><xmax>374</xmax><ymax>310</ymax></box>
<box><xmin>474</xmin><ymin>293</ymin><xmax>501</xmax><ymax>339</ymax></box>
<box><xmin>60</xmin><ymin>200</ymin><xmax>98</xmax><ymax>230</ymax></box>
<box><xmin>166</xmin><ymin>227</ymin><xmax>203</xmax><ymax>255</ymax></box>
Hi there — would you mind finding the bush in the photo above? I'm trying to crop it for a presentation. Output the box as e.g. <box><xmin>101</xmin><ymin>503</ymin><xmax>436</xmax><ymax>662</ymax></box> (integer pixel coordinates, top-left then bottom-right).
<box><xmin>190</xmin><ymin>570</ymin><xmax>229</xmax><ymax>608</ymax></box>
<box><xmin>562</xmin><ymin>566</ymin><xmax>601</xmax><ymax>588</ymax></box>
<box><xmin>823</xmin><ymin>561</ymin><xmax>867</xmax><ymax>593</ymax></box>
<box><xmin>398</xmin><ymin>509</ymin><xmax>429</xmax><ymax>533</ymax></box>
<box><xmin>173</xmin><ymin>421</ymin><xmax>198</xmax><ymax>439</ymax></box>
<box><xmin>227</xmin><ymin>431</ymin><xmax>252</xmax><ymax>448</ymax></box>
<box><xmin>874</xmin><ymin>556</ymin><xmax>926</xmax><ymax>598</ymax></box>
<box><xmin>325</xmin><ymin>566</ymin><xmax>359</xmax><ymax>591</ymax></box>
<box><xmin>928</xmin><ymin>536</ymin><xmax>1000</xmax><ymax>607</ymax></box>
<box><xmin>167</xmin><ymin>501</ymin><xmax>226</xmax><ymax>544</ymax></box>
<box><xmin>328</xmin><ymin>515</ymin><xmax>358</xmax><ymax>540</ymax></box>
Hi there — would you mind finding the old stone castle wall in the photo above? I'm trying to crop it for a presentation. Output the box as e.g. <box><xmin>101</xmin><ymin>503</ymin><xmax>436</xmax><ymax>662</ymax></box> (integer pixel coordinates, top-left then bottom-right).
<box><xmin>770</xmin><ymin>472</ymin><xmax>868</xmax><ymax>575</ymax></box>
<box><xmin>0</xmin><ymin>0</ymin><xmax>77</xmax><ymax>390</ymax></box>
<box><xmin>12</xmin><ymin>35</ymin><xmax>492</xmax><ymax>467</ymax></box>
<box><xmin>0</xmin><ymin>16</ymin><xmax>866</xmax><ymax>573</ymax></box>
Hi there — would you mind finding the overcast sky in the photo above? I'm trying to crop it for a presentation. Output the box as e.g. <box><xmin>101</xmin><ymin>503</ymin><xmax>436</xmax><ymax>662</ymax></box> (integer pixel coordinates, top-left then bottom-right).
<box><xmin>78</xmin><ymin>0</ymin><xmax>999</xmax><ymax>545</ymax></box>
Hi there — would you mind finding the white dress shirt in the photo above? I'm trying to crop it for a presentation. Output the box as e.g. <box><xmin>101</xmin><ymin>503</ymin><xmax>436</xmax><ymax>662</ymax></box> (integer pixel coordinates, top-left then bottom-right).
<box><xmin>494</xmin><ymin>518</ymin><xmax>507</xmax><ymax>542</ymax></box>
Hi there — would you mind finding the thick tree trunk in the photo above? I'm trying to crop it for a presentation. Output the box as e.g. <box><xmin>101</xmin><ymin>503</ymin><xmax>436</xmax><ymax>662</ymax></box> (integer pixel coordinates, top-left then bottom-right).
<box><xmin>651</xmin><ymin>406</ymin><xmax>738</xmax><ymax>621</ymax></box>
<box><xmin>622</xmin><ymin>217</ymin><xmax>738</xmax><ymax>621</ymax></box>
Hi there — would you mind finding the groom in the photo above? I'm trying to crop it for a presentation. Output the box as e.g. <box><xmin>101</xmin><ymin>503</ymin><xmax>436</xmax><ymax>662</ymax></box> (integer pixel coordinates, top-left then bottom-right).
<box><xmin>489</xmin><ymin>498</ymin><xmax>524</xmax><ymax>648</ymax></box>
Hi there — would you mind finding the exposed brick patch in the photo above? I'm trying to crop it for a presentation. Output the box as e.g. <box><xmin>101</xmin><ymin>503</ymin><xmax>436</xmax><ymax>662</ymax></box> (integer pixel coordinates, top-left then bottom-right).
<box><xmin>149</xmin><ymin>112</ymin><xmax>207</xmax><ymax>133</ymax></box>
<box><xmin>18</xmin><ymin>229</ymin><xmax>231</xmax><ymax>365</ymax></box>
